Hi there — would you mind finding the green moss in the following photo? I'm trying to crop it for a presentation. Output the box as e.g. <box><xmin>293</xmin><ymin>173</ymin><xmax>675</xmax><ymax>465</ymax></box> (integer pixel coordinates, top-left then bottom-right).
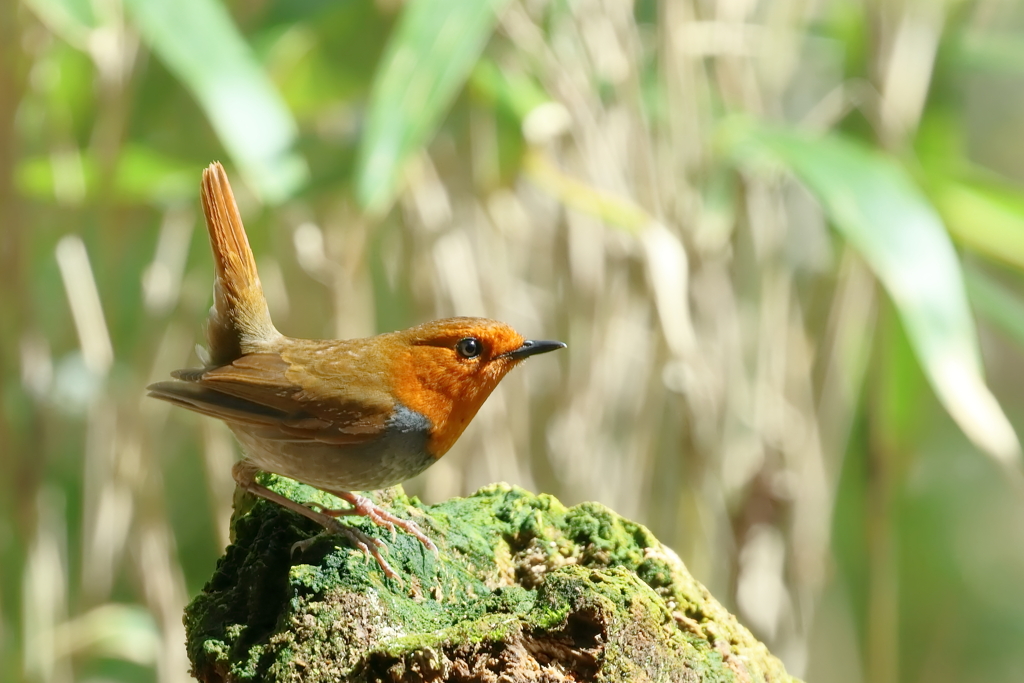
<box><xmin>184</xmin><ymin>478</ymin><xmax>798</xmax><ymax>682</ymax></box>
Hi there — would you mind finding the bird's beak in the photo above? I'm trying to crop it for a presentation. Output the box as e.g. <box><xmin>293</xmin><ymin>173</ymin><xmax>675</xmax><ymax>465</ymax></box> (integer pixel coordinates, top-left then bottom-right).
<box><xmin>505</xmin><ymin>339</ymin><xmax>567</xmax><ymax>360</ymax></box>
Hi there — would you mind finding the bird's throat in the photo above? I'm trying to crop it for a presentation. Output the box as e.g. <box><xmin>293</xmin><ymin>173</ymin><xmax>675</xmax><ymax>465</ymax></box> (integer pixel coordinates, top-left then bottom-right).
<box><xmin>390</xmin><ymin>349</ymin><xmax>508</xmax><ymax>458</ymax></box>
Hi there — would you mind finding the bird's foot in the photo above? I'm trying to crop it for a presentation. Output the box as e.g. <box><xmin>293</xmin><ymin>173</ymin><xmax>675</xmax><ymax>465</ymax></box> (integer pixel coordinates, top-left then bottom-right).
<box><xmin>314</xmin><ymin>492</ymin><xmax>438</xmax><ymax>554</ymax></box>
<box><xmin>229</xmin><ymin>465</ymin><xmax>402</xmax><ymax>579</ymax></box>
<box><xmin>291</xmin><ymin>519</ymin><xmax>399</xmax><ymax>580</ymax></box>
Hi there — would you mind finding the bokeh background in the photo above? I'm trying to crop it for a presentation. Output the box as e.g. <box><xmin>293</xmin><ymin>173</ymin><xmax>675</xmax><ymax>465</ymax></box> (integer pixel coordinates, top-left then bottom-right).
<box><xmin>5</xmin><ymin>0</ymin><xmax>1024</xmax><ymax>681</ymax></box>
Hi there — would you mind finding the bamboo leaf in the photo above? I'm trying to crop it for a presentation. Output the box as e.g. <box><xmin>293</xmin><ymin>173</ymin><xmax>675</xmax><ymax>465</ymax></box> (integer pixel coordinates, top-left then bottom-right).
<box><xmin>965</xmin><ymin>266</ymin><xmax>1024</xmax><ymax>351</ymax></box>
<box><xmin>22</xmin><ymin>0</ymin><xmax>96</xmax><ymax>47</ymax></box>
<box><xmin>954</xmin><ymin>33</ymin><xmax>1024</xmax><ymax>75</ymax></box>
<box><xmin>123</xmin><ymin>0</ymin><xmax>307</xmax><ymax>203</ymax></box>
<box><xmin>933</xmin><ymin>180</ymin><xmax>1024</xmax><ymax>272</ymax></box>
<box><xmin>725</xmin><ymin>122</ymin><xmax>1020</xmax><ymax>465</ymax></box>
<box><xmin>356</xmin><ymin>0</ymin><xmax>510</xmax><ymax>216</ymax></box>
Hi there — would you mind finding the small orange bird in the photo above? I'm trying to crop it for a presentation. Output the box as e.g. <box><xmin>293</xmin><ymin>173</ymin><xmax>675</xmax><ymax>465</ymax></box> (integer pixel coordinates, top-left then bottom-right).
<box><xmin>148</xmin><ymin>162</ymin><xmax>564</xmax><ymax>577</ymax></box>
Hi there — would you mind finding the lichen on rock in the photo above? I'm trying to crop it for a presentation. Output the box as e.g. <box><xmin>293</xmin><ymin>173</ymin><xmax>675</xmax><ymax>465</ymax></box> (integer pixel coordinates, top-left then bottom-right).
<box><xmin>184</xmin><ymin>477</ymin><xmax>798</xmax><ymax>682</ymax></box>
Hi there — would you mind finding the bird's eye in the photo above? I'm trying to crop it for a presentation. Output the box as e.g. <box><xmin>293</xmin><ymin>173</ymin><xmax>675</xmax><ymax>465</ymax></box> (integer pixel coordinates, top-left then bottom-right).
<box><xmin>456</xmin><ymin>337</ymin><xmax>482</xmax><ymax>359</ymax></box>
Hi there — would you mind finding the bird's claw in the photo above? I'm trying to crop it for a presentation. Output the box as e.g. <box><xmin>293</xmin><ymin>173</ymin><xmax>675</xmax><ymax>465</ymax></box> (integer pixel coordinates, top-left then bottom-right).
<box><xmin>328</xmin><ymin>519</ymin><xmax>399</xmax><ymax>580</ymax></box>
<box><xmin>357</xmin><ymin>497</ymin><xmax>438</xmax><ymax>554</ymax></box>
<box><xmin>314</xmin><ymin>494</ymin><xmax>438</xmax><ymax>555</ymax></box>
<box><xmin>333</xmin><ymin>526</ymin><xmax>399</xmax><ymax>580</ymax></box>
<box><xmin>291</xmin><ymin>511</ymin><xmax>399</xmax><ymax>580</ymax></box>
<box><xmin>290</xmin><ymin>533</ymin><xmax>322</xmax><ymax>559</ymax></box>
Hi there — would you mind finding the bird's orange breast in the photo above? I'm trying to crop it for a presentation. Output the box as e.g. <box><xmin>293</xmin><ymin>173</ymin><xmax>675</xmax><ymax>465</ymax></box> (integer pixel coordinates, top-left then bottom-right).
<box><xmin>388</xmin><ymin>346</ymin><xmax>500</xmax><ymax>458</ymax></box>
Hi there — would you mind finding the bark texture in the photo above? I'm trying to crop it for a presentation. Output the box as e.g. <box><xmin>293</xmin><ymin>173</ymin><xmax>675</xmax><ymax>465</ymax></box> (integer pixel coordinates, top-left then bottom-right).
<box><xmin>184</xmin><ymin>477</ymin><xmax>798</xmax><ymax>682</ymax></box>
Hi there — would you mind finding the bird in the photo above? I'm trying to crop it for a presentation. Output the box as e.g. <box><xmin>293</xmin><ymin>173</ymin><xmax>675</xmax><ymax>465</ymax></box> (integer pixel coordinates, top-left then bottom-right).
<box><xmin>148</xmin><ymin>162</ymin><xmax>565</xmax><ymax>577</ymax></box>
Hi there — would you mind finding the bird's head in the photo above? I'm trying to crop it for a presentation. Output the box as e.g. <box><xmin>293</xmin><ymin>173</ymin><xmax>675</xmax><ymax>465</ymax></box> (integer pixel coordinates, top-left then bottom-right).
<box><xmin>390</xmin><ymin>317</ymin><xmax>565</xmax><ymax>456</ymax></box>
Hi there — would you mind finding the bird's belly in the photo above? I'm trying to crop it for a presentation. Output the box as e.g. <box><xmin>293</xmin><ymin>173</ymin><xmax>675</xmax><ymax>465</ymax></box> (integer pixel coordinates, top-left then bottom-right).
<box><xmin>229</xmin><ymin>406</ymin><xmax>436</xmax><ymax>491</ymax></box>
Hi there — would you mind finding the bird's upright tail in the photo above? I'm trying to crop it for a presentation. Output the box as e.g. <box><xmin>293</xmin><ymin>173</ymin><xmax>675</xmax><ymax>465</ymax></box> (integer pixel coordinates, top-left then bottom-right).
<box><xmin>200</xmin><ymin>162</ymin><xmax>278</xmax><ymax>365</ymax></box>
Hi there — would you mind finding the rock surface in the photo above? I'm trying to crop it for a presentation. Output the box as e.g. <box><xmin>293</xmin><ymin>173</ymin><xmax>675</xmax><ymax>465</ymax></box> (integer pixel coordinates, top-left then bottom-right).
<box><xmin>184</xmin><ymin>476</ymin><xmax>798</xmax><ymax>682</ymax></box>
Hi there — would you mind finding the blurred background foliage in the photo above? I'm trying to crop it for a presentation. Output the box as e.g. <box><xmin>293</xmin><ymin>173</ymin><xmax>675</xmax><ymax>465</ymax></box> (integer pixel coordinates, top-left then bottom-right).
<box><xmin>6</xmin><ymin>0</ymin><xmax>1024</xmax><ymax>681</ymax></box>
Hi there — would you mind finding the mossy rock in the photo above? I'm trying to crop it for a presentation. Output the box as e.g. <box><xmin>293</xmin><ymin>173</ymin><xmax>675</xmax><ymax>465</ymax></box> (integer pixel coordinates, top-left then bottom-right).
<box><xmin>185</xmin><ymin>477</ymin><xmax>798</xmax><ymax>682</ymax></box>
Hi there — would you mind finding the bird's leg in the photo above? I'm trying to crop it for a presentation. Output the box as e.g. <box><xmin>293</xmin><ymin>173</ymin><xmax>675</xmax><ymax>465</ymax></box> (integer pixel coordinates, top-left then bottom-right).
<box><xmin>315</xmin><ymin>488</ymin><xmax>438</xmax><ymax>554</ymax></box>
<box><xmin>231</xmin><ymin>462</ymin><xmax>399</xmax><ymax>578</ymax></box>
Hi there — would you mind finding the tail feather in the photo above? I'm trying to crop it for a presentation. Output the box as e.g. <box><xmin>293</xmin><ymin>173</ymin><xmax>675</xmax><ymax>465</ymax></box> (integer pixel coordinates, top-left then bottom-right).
<box><xmin>200</xmin><ymin>162</ymin><xmax>277</xmax><ymax>364</ymax></box>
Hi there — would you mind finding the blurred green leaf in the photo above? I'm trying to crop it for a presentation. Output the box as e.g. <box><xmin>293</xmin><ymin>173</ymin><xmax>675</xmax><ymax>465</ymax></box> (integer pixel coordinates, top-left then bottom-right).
<box><xmin>16</xmin><ymin>145</ymin><xmax>195</xmax><ymax>204</ymax></box>
<box><xmin>933</xmin><ymin>180</ymin><xmax>1024</xmax><ymax>271</ymax></box>
<box><xmin>55</xmin><ymin>604</ymin><xmax>159</xmax><ymax>664</ymax></box>
<box><xmin>965</xmin><ymin>266</ymin><xmax>1024</xmax><ymax>351</ymax></box>
<box><xmin>522</xmin><ymin>150</ymin><xmax>650</xmax><ymax>233</ymax></box>
<box><xmin>953</xmin><ymin>32</ymin><xmax>1024</xmax><ymax>75</ymax></box>
<box><xmin>123</xmin><ymin>0</ymin><xmax>307</xmax><ymax>203</ymax></box>
<box><xmin>356</xmin><ymin>0</ymin><xmax>510</xmax><ymax>216</ymax></box>
<box><xmin>17</xmin><ymin>150</ymin><xmax>94</xmax><ymax>203</ymax></box>
<box><xmin>725</xmin><ymin>122</ymin><xmax>1020</xmax><ymax>465</ymax></box>
<box><xmin>470</xmin><ymin>58</ymin><xmax>550</xmax><ymax>121</ymax></box>
<box><xmin>23</xmin><ymin>0</ymin><xmax>96</xmax><ymax>47</ymax></box>
<box><xmin>113</xmin><ymin>145</ymin><xmax>196</xmax><ymax>202</ymax></box>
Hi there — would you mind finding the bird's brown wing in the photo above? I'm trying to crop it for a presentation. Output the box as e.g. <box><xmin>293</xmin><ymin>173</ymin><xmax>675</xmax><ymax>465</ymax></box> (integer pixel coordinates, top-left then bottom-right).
<box><xmin>147</xmin><ymin>353</ymin><xmax>394</xmax><ymax>445</ymax></box>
